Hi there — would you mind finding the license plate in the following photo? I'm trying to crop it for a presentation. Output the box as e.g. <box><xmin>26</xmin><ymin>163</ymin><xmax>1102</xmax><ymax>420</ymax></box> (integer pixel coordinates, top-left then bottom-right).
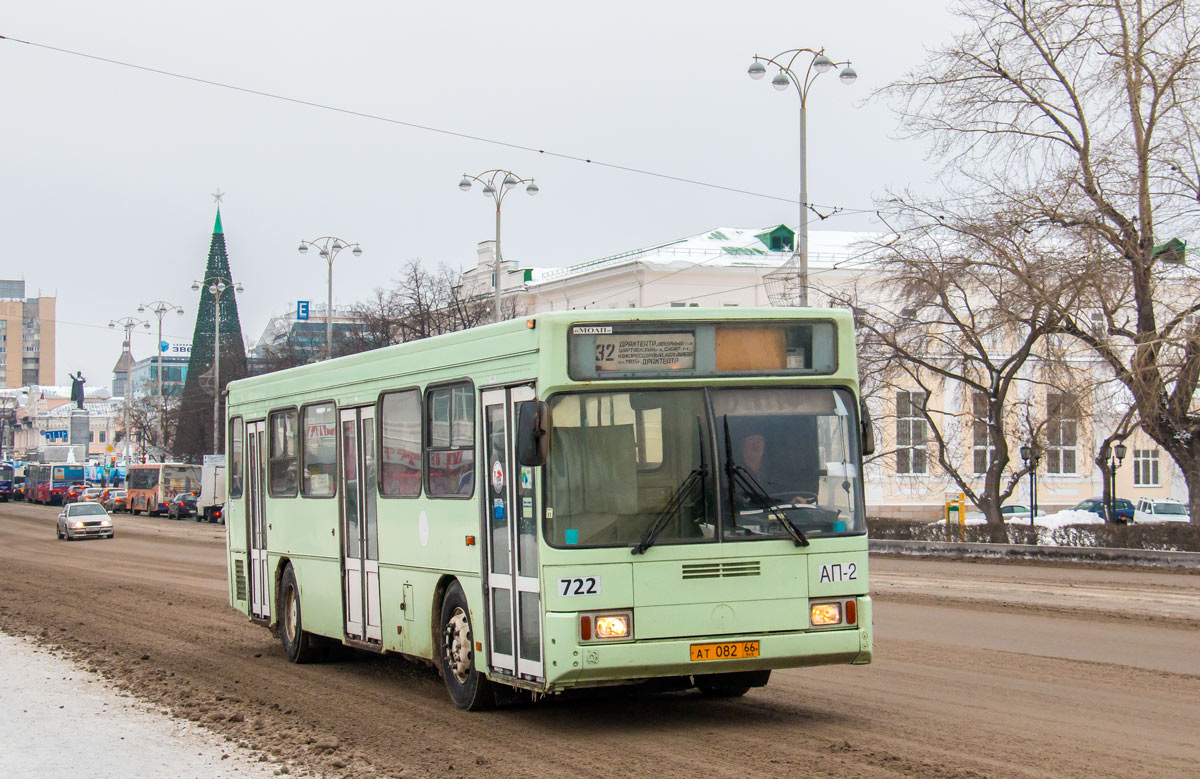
<box><xmin>689</xmin><ymin>641</ymin><xmax>760</xmax><ymax>662</ymax></box>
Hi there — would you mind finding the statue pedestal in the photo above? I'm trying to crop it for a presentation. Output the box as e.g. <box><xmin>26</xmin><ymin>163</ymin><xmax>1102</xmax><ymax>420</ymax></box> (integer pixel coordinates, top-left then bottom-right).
<box><xmin>69</xmin><ymin>408</ymin><xmax>90</xmax><ymax>464</ymax></box>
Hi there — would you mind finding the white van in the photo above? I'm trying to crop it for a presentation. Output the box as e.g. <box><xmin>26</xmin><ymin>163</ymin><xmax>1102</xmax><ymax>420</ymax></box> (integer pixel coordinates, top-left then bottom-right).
<box><xmin>1133</xmin><ymin>498</ymin><xmax>1190</xmax><ymax>523</ymax></box>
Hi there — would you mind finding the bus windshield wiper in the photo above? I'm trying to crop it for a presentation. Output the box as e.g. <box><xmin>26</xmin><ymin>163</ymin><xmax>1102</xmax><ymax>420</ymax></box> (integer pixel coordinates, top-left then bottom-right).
<box><xmin>722</xmin><ymin>416</ymin><xmax>809</xmax><ymax>548</ymax></box>
<box><xmin>633</xmin><ymin>421</ymin><xmax>708</xmax><ymax>555</ymax></box>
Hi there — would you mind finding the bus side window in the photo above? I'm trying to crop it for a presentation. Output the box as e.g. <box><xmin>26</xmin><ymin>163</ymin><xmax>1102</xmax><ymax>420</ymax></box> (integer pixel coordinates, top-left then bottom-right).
<box><xmin>426</xmin><ymin>382</ymin><xmax>474</xmax><ymax>497</ymax></box>
<box><xmin>269</xmin><ymin>408</ymin><xmax>299</xmax><ymax>497</ymax></box>
<box><xmin>380</xmin><ymin>389</ymin><xmax>422</xmax><ymax>497</ymax></box>
<box><xmin>229</xmin><ymin>416</ymin><xmax>244</xmax><ymax>498</ymax></box>
<box><xmin>301</xmin><ymin>403</ymin><xmax>337</xmax><ymax>497</ymax></box>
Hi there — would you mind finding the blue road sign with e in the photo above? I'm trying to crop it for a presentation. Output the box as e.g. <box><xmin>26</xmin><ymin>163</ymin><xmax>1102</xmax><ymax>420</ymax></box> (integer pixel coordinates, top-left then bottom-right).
<box><xmin>297</xmin><ymin>301</ymin><xmax>310</xmax><ymax>320</ymax></box>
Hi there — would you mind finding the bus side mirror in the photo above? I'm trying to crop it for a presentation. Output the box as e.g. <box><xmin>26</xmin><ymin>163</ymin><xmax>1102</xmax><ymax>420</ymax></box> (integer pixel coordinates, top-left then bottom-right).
<box><xmin>516</xmin><ymin>401</ymin><xmax>549</xmax><ymax>467</ymax></box>
<box><xmin>860</xmin><ymin>399</ymin><xmax>875</xmax><ymax>456</ymax></box>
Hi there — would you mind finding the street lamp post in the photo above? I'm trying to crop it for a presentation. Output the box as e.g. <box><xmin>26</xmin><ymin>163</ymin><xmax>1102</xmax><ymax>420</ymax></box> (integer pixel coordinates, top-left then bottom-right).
<box><xmin>137</xmin><ymin>300</ymin><xmax>185</xmax><ymax>454</ymax></box>
<box><xmin>108</xmin><ymin>316</ymin><xmax>151</xmax><ymax>464</ymax></box>
<box><xmin>1019</xmin><ymin>443</ymin><xmax>1043</xmax><ymax>530</ymax></box>
<box><xmin>458</xmin><ymin>169</ymin><xmax>539</xmax><ymax>324</ymax></box>
<box><xmin>297</xmin><ymin>237</ymin><xmax>362</xmax><ymax>360</ymax></box>
<box><xmin>747</xmin><ymin>48</ymin><xmax>857</xmax><ymax>307</ymax></box>
<box><xmin>1106</xmin><ymin>443</ymin><xmax>1128</xmax><ymax>522</ymax></box>
<box><xmin>192</xmin><ymin>277</ymin><xmax>243</xmax><ymax>453</ymax></box>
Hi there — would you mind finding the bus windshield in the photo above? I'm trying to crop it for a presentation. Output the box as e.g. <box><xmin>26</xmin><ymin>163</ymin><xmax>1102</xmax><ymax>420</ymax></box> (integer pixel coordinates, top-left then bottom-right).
<box><xmin>544</xmin><ymin>387</ymin><xmax>865</xmax><ymax>548</ymax></box>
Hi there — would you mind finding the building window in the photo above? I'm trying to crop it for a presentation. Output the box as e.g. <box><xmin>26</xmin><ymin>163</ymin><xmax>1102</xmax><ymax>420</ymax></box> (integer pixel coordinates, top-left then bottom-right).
<box><xmin>896</xmin><ymin>390</ymin><xmax>927</xmax><ymax>475</ymax></box>
<box><xmin>89</xmin><ymin>431</ymin><xmax>95</xmax><ymax>443</ymax></box>
<box><xmin>972</xmin><ymin>392</ymin><xmax>995</xmax><ymax>474</ymax></box>
<box><xmin>380</xmin><ymin>389</ymin><xmax>422</xmax><ymax>497</ymax></box>
<box><xmin>301</xmin><ymin>403</ymin><xmax>337</xmax><ymax>497</ymax></box>
<box><xmin>426</xmin><ymin>383</ymin><xmax>474</xmax><ymax>497</ymax></box>
<box><xmin>269</xmin><ymin>408</ymin><xmax>299</xmax><ymax>496</ymax></box>
<box><xmin>1046</xmin><ymin>391</ymin><xmax>1077</xmax><ymax>474</ymax></box>
<box><xmin>99</xmin><ymin>431</ymin><xmax>106</xmax><ymax>443</ymax></box>
<box><xmin>1133</xmin><ymin>449</ymin><xmax>1160</xmax><ymax>486</ymax></box>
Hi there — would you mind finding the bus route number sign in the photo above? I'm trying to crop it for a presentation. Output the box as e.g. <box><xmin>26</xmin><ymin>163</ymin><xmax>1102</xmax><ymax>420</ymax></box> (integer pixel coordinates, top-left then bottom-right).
<box><xmin>558</xmin><ymin>576</ymin><xmax>601</xmax><ymax>596</ymax></box>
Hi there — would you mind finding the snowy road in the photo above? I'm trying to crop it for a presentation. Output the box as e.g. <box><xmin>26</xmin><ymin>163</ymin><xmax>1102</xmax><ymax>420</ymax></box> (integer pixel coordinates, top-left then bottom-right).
<box><xmin>1</xmin><ymin>501</ymin><xmax>1198</xmax><ymax>778</ymax></box>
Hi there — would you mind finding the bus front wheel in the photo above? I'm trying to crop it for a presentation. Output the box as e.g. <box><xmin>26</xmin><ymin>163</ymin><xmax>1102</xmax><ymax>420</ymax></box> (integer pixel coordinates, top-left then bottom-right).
<box><xmin>279</xmin><ymin>564</ymin><xmax>324</xmax><ymax>664</ymax></box>
<box><xmin>438</xmin><ymin>581</ymin><xmax>494</xmax><ymax>711</ymax></box>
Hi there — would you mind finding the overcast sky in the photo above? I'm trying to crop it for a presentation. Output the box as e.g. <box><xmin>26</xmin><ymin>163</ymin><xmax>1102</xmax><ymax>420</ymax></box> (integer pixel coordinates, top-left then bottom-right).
<box><xmin>3</xmin><ymin>1</ymin><xmax>962</xmax><ymax>390</ymax></box>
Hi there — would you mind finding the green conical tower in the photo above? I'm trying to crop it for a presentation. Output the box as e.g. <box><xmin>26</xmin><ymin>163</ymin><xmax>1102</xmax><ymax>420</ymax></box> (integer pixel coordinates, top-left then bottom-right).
<box><xmin>174</xmin><ymin>206</ymin><xmax>249</xmax><ymax>460</ymax></box>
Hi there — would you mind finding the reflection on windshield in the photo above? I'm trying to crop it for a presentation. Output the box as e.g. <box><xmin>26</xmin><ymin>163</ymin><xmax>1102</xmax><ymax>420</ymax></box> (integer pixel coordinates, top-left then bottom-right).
<box><xmin>71</xmin><ymin>504</ymin><xmax>107</xmax><ymax>516</ymax></box>
<box><xmin>544</xmin><ymin>387</ymin><xmax>865</xmax><ymax>549</ymax></box>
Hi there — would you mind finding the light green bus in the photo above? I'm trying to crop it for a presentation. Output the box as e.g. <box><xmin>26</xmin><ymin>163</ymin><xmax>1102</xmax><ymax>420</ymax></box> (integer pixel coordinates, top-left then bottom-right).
<box><xmin>224</xmin><ymin>308</ymin><xmax>873</xmax><ymax>709</ymax></box>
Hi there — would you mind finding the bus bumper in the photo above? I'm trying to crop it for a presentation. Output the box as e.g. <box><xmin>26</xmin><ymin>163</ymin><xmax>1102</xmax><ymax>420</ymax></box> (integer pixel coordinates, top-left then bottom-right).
<box><xmin>541</xmin><ymin>596</ymin><xmax>872</xmax><ymax>690</ymax></box>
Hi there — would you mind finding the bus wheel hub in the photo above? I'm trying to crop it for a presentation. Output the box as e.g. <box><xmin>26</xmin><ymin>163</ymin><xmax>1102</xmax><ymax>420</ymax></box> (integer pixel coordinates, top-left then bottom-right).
<box><xmin>445</xmin><ymin>608</ymin><xmax>471</xmax><ymax>683</ymax></box>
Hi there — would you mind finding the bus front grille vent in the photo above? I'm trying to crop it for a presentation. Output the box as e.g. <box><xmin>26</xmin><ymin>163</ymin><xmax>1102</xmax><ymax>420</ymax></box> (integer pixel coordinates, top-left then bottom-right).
<box><xmin>682</xmin><ymin>561</ymin><xmax>761</xmax><ymax>580</ymax></box>
<box><xmin>234</xmin><ymin>559</ymin><xmax>247</xmax><ymax>601</ymax></box>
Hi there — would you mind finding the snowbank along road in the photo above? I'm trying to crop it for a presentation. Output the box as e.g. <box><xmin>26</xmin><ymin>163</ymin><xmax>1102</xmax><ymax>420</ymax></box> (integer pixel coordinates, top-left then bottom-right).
<box><xmin>1</xmin><ymin>501</ymin><xmax>1197</xmax><ymax>778</ymax></box>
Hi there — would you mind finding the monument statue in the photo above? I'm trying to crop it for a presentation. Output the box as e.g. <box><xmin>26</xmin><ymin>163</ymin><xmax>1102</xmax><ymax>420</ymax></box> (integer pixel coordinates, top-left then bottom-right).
<box><xmin>69</xmin><ymin>372</ymin><xmax>86</xmax><ymax>410</ymax></box>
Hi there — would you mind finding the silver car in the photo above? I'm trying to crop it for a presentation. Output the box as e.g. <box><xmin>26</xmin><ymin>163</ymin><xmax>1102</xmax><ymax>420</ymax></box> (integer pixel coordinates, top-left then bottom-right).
<box><xmin>56</xmin><ymin>502</ymin><xmax>115</xmax><ymax>540</ymax></box>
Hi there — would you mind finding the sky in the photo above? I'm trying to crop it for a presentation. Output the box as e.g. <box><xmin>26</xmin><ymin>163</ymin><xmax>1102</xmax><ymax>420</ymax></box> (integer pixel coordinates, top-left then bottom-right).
<box><xmin>2</xmin><ymin>1</ymin><xmax>964</xmax><ymax>390</ymax></box>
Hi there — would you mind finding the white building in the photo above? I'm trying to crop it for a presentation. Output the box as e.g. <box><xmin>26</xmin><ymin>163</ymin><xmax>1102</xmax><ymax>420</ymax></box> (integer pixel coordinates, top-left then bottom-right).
<box><xmin>473</xmin><ymin>225</ymin><xmax>1188</xmax><ymax>519</ymax></box>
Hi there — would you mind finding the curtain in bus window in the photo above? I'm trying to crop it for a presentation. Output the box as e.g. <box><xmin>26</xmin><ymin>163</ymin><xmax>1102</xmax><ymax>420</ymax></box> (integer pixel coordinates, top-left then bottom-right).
<box><xmin>302</xmin><ymin>404</ymin><xmax>337</xmax><ymax>497</ymax></box>
<box><xmin>380</xmin><ymin>391</ymin><xmax>421</xmax><ymax>497</ymax></box>
<box><xmin>269</xmin><ymin>409</ymin><xmax>299</xmax><ymax>495</ymax></box>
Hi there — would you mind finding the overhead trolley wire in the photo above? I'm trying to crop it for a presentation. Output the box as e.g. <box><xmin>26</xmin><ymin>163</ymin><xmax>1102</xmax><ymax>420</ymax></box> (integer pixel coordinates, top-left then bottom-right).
<box><xmin>1</xmin><ymin>33</ymin><xmax>879</xmax><ymax>214</ymax></box>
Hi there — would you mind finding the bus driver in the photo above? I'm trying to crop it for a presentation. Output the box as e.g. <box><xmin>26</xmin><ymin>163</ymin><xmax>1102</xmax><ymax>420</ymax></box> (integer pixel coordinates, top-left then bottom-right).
<box><xmin>740</xmin><ymin>432</ymin><xmax>813</xmax><ymax>506</ymax></box>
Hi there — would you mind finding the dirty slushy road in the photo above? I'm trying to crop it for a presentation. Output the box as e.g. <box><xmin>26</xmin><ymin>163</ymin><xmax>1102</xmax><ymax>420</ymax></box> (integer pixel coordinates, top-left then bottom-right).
<box><xmin>1</xmin><ymin>501</ymin><xmax>1197</xmax><ymax>778</ymax></box>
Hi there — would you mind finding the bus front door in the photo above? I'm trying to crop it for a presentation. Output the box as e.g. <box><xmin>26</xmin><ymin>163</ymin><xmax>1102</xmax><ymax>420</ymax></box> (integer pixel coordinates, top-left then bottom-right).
<box><xmin>340</xmin><ymin>406</ymin><xmax>381</xmax><ymax>644</ymax></box>
<box><xmin>246</xmin><ymin>420</ymin><xmax>270</xmax><ymax>621</ymax></box>
<box><xmin>482</xmin><ymin>386</ymin><xmax>544</xmax><ymax>681</ymax></box>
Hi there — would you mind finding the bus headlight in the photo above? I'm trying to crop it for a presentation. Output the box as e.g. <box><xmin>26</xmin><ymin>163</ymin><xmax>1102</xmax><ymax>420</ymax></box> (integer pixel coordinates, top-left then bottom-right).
<box><xmin>810</xmin><ymin>602</ymin><xmax>841</xmax><ymax>626</ymax></box>
<box><xmin>579</xmin><ymin>610</ymin><xmax>633</xmax><ymax>641</ymax></box>
<box><xmin>594</xmin><ymin>615</ymin><xmax>630</xmax><ymax>639</ymax></box>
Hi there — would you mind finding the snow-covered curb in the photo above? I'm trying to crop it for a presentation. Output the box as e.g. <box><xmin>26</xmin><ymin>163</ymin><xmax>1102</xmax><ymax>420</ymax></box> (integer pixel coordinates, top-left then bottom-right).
<box><xmin>0</xmin><ymin>632</ymin><xmax>281</xmax><ymax>779</ymax></box>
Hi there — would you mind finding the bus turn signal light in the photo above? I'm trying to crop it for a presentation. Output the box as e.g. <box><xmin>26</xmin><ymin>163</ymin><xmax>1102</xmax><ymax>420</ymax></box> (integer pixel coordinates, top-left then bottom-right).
<box><xmin>579</xmin><ymin>615</ymin><xmax>592</xmax><ymax>641</ymax></box>
<box><xmin>810</xmin><ymin>602</ymin><xmax>841</xmax><ymax>626</ymax></box>
<box><xmin>844</xmin><ymin>599</ymin><xmax>857</xmax><ymax>625</ymax></box>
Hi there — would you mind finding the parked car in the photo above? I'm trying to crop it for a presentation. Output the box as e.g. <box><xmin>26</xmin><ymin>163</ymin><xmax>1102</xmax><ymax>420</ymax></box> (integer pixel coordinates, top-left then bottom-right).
<box><xmin>103</xmin><ymin>489</ymin><xmax>128</xmax><ymax>513</ymax></box>
<box><xmin>1072</xmin><ymin>497</ymin><xmax>1134</xmax><ymax>523</ymax></box>
<box><xmin>166</xmin><ymin>492</ymin><xmax>198</xmax><ymax>520</ymax></box>
<box><xmin>63</xmin><ymin>483</ymin><xmax>89</xmax><ymax>505</ymax></box>
<box><xmin>963</xmin><ymin>504</ymin><xmax>1044</xmax><ymax>522</ymax></box>
<box><xmin>78</xmin><ymin>487</ymin><xmax>104</xmax><ymax>503</ymax></box>
<box><xmin>56</xmin><ymin>502</ymin><xmax>115</xmax><ymax>540</ymax></box>
<box><xmin>1133</xmin><ymin>498</ymin><xmax>1190</xmax><ymax>523</ymax></box>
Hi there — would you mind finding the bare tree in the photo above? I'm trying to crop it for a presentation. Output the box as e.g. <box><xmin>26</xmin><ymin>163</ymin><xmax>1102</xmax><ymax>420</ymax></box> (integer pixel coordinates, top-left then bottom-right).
<box><xmin>345</xmin><ymin>260</ymin><xmax>520</xmax><ymax>350</ymax></box>
<box><xmin>885</xmin><ymin>0</ymin><xmax>1200</xmax><ymax>520</ymax></box>
<box><xmin>834</xmin><ymin>209</ymin><xmax>1067</xmax><ymax>539</ymax></box>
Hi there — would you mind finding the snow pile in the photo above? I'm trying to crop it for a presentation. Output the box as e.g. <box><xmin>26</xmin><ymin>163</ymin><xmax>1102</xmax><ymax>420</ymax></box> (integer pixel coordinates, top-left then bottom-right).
<box><xmin>1019</xmin><ymin>509</ymin><xmax>1105</xmax><ymax>529</ymax></box>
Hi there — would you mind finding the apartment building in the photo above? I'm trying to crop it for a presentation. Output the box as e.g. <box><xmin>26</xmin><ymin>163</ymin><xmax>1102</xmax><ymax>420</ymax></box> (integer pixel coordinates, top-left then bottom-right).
<box><xmin>0</xmin><ymin>280</ymin><xmax>56</xmax><ymax>389</ymax></box>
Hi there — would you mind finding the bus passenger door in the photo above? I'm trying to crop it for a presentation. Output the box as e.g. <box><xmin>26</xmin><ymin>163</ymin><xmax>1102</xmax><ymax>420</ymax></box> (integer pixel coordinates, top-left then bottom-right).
<box><xmin>246</xmin><ymin>420</ymin><xmax>270</xmax><ymax>621</ymax></box>
<box><xmin>482</xmin><ymin>385</ymin><xmax>543</xmax><ymax>681</ymax></box>
<box><xmin>340</xmin><ymin>406</ymin><xmax>382</xmax><ymax>644</ymax></box>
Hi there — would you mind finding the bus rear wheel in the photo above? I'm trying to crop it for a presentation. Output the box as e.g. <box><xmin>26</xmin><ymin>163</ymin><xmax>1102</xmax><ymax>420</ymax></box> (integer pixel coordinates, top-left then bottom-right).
<box><xmin>438</xmin><ymin>581</ymin><xmax>493</xmax><ymax>711</ymax></box>
<box><xmin>694</xmin><ymin>670</ymin><xmax>770</xmax><ymax>698</ymax></box>
<box><xmin>279</xmin><ymin>564</ymin><xmax>324</xmax><ymax>664</ymax></box>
